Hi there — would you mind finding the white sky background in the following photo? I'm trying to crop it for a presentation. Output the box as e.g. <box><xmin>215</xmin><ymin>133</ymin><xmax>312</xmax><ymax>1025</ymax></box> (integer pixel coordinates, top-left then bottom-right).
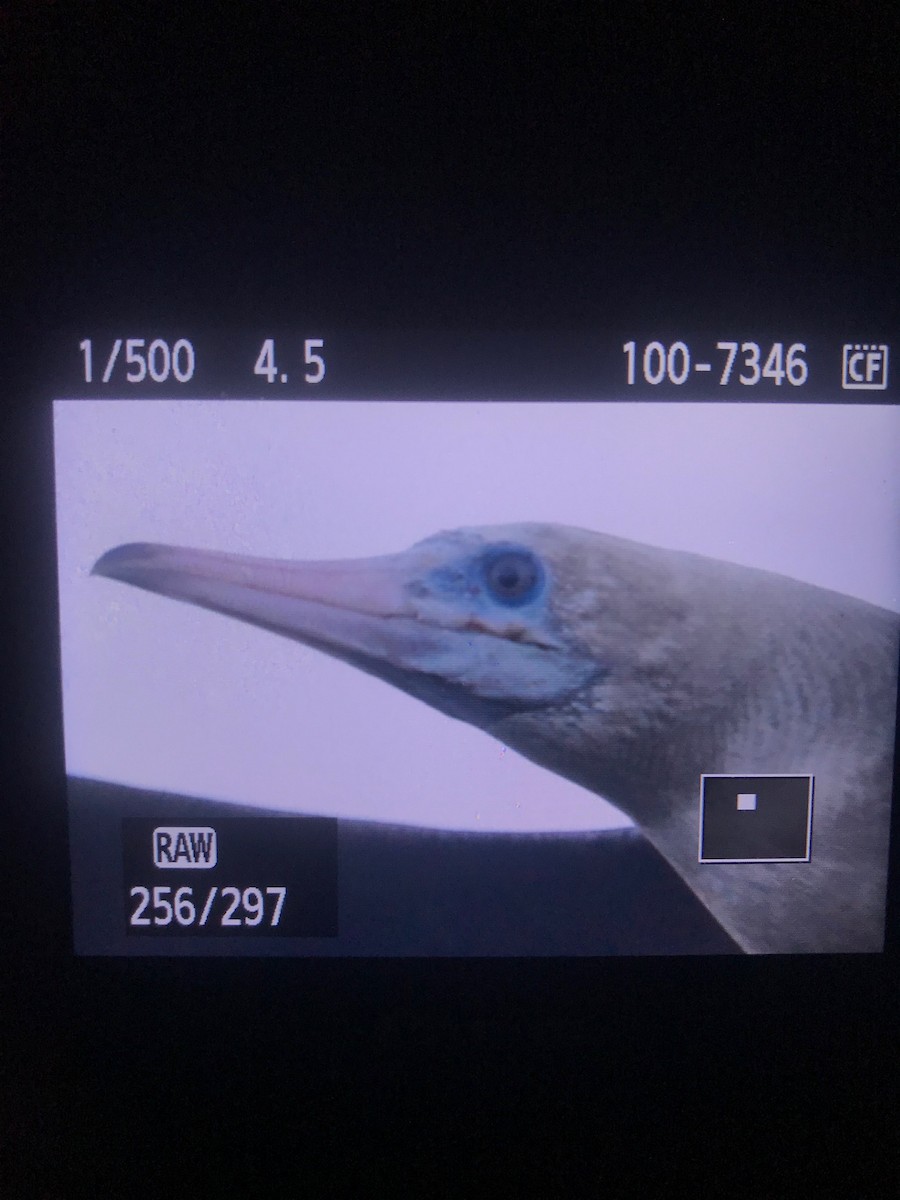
<box><xmin>54</xmin><ymin>400</ymin><xmax>900</xmax><ymax>831</ymax></box>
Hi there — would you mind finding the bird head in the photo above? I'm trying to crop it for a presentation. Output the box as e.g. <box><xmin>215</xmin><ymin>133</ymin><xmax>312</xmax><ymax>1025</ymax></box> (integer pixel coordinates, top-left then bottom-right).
<box><xmin>93</xmin><ymin>524</ymin><xmax>651</xmax><ymax>728</ymax></box>
<box><xmin>94</xmin><ymin>522</ymin><xmax>730</xmax><ymax>805</ymax></box>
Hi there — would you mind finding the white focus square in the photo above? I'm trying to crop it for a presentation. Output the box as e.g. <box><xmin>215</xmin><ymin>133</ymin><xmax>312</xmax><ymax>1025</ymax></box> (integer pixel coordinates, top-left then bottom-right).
<box><xmin>736</xmin><ymin>793</ymin><xmax>758</xmax><ymax>811</ymax></box>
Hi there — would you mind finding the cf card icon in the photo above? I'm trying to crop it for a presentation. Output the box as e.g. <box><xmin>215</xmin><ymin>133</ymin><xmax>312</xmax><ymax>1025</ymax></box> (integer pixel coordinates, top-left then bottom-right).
<box><xmin>842</xmin><ymin>343</ymin><xmax>889</xmax><ymax>390</ymax></box>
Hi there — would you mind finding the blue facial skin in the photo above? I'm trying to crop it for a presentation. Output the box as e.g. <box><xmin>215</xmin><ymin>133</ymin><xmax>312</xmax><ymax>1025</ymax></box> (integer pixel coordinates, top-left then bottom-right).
<box><xmin>391</xmin><ymin>541</ymin><xmax>599</xmax><ymax>726</ymax></box>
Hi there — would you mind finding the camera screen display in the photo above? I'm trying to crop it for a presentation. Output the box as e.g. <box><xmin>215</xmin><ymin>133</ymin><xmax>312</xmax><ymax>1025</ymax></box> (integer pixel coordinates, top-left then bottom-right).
<box><xmin>53</xmin><ymin>334</ymin><xmax>900</xmax><ymax>955</ymax></box>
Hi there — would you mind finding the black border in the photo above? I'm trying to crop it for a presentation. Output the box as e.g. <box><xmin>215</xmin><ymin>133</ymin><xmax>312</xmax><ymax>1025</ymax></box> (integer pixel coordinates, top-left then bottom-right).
<box><xmin>5</xmin><ymin>4</ymin><xmax>900</xmax><ymax>1188</ymax></box>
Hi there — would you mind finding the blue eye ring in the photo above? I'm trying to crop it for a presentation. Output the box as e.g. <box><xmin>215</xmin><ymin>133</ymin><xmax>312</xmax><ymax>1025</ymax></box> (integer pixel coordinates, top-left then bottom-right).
<box><xmin>481</xmin><ymin>546</ymin><xmax>544</xmax><ymax>607</ymax></box>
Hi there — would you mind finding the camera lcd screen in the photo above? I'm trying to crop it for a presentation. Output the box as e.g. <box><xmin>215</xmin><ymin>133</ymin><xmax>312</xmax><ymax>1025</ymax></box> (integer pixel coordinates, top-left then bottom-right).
<box><xmin>53</xmin><ymin>342</ymin><xmax>900</xmax><ymax>956</ymax></box>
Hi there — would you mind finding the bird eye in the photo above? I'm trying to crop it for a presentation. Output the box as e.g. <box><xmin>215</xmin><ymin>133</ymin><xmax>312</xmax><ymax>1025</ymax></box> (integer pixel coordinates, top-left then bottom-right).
<box><xmin>482</xmin><ymin>548</ymin><xmax>543</xmax><ymax>606</ymax></box>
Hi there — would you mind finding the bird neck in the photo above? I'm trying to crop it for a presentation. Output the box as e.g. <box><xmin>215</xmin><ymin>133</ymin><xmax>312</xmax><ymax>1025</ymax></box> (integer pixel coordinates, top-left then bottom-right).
<box><xmin>491</xmin><ymin>583</ymin><xmax>898</xmax><ymax>953</ymax></box>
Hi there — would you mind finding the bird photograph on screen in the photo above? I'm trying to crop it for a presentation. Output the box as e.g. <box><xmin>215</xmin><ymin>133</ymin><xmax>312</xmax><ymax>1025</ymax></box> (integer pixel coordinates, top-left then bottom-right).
<box><xmin>92</xmin><ymin>518</ymin><xmax>899</xmax><ymax>956</ymax></box>
<box><xmin>59</xmin><ymin>400</ymin><xmax>898</xmax><ymax>957</ymax></box>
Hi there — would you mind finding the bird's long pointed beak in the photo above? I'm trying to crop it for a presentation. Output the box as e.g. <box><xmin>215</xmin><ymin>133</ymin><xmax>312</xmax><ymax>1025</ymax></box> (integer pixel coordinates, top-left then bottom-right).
<box><xmin>91</xmin><ymin>541</ymin><xmax>435</xmax><ymax>669</ymax></box>
<box><xmin>92</xmin><ymin>536</ymin><xmax>587</xmax><ymax>720</ymax></box>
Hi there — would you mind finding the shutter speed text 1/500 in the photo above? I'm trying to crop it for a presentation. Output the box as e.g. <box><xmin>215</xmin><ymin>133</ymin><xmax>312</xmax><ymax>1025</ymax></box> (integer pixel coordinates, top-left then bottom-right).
<box><xmin>77</xmin><ymin>337</ymin><xmax>326</xmax><ymax>386</ymax></box>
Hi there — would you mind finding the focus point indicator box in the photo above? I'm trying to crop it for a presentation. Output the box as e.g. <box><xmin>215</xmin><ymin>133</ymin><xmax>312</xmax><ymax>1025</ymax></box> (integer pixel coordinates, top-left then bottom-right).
<box><xmin>699</xmin><ymin>775</ymin><xmax>813</xmax><ymax>863</ymax></box>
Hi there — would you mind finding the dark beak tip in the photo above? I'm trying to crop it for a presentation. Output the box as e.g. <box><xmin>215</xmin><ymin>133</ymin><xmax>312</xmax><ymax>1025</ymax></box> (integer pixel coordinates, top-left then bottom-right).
<box><xmin>92</xmin><ymin>542</ymin><xmax>161</xmax><ymax>579</ymax></box>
